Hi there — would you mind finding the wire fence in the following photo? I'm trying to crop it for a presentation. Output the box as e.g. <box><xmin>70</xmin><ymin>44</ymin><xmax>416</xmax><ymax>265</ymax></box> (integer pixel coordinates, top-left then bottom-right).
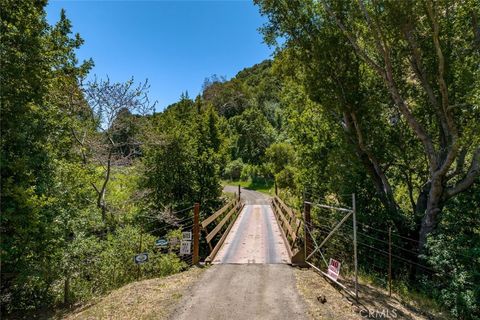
<box><xmin>139</xmin><ymin>205</ymin><xmax>197</xmax><ymax>267</ymax></box>
<box><xmin>300</xmin><ymin>197</ymin><xmax>440</xmax><ymax>299</ymax></box>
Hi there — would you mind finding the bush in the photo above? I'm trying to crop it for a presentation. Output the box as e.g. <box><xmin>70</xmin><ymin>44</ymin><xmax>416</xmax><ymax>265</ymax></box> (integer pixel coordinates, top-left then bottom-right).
<box><xmin>223</xmin><ymin>158</ymin><xmax>244</xmax><ymax>180</ymax></box>
<box><xmin>426</xmin><ymin>182</ymin><xmax>480</xmax><ymax>319</ymax></box>
<box><xmin>65</xmin><ymin>226</ymin><xmax>186</xmax><ymax>303</ymax></box>
<box><xmin>275</xmin><ymin>166</ymin><xmax>297</xmax><ymax>189</ymax></box>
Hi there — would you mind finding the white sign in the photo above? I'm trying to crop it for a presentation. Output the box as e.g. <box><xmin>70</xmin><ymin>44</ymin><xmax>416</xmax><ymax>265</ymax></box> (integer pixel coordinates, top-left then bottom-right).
<box><xmin>180</xmin><ymin>240</ymin><xmax>191</xmax><ymax>255</ymax></box>
<box><xmin>327</xmin><ymin>258</ymin><xmax>341</xmax><ymax>281</ymax></box>
<box><xmin>182</xmin><ymin>231</ymin><xmax>192</xmax><ymax>241</ymax></box>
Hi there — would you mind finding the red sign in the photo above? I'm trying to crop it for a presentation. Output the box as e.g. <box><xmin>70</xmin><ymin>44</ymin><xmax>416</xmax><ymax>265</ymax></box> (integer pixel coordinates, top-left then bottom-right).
<box><xmin>327</xmin><ymin>258</ymin><xmax>341</xmax><ymax>281</ymax></box>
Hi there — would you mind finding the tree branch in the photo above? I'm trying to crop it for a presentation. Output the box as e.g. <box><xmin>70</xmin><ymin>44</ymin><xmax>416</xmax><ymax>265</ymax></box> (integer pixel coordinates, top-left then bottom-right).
<box><xmin>445</xmin><ymin>147</ymin><xmax>480</xmax><ymax>198</ymax></box>
<box><xmin>403</xmin><ymin>25</ymin><xmax>449</xmax><ymax>144</ymax></box>
<box><xmin>446</xmin><ymin>146</ymin><xmax>469</xmax><ymax>181</ymax></box>
<box><xmin>322</xmin><ymin>0</ymin><xmax>438</xmax><ymax>170</ymax></box>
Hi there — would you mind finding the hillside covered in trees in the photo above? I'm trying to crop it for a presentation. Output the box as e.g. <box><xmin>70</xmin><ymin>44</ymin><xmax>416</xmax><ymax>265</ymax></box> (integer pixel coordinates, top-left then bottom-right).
<box><xmin>1</xmin><ymin>1</ymin><xmax>479</xmax><ymax>319</ymax></box>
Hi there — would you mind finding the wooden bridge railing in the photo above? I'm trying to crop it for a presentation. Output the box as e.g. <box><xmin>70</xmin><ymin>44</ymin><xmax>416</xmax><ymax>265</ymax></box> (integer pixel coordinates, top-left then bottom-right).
<box><xmin>271</xmin><ymin>196</ymin><xmax>305</xmax><ymax>265</ymax></box>
<box><xmin>202</xmin><ymin>197</ymin><xmax>244</xmax><ymax>263</ymax></box>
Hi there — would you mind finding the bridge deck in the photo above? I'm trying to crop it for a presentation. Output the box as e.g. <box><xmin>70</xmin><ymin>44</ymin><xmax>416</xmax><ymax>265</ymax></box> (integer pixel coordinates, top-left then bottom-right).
<box><xmin>212</xmin><ymin>204</ymin><xmax>290</xmax><ymax>264</ymax></box>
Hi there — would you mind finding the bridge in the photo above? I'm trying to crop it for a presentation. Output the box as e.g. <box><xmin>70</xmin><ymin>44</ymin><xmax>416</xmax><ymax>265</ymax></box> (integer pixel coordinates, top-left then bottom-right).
<box><xmin>174</xmin><ymin>187</ymin><xmax>308</xmax><ymax>320</ymax></box>
<box><xmin>58</xmin><ymin>185</ymin><xmax>428</xmax><ymax>319</ymax></box>
<box><xmin>68</xmin><ymin>186</ymin><xmax>425</xmax><ymax>319</ymax></box>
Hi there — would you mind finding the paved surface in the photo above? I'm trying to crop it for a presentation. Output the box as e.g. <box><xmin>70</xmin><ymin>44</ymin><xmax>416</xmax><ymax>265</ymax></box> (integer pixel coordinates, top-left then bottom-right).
<box><xmin>213</xmin><ymin>204</ymin><xmax>290</xmax><ymax>264</ymax></box>
<box><xmin>173</xmin><ymin>264</ymin><xmax>307</xmax><ymax>320</ymax></box>
<box><xmin>223</xmin><ymin>185</ymin><xmax>270</xmax><ymax>205</ymax></box>
<box><xmin>172</xmin><ymin>187</ymin><xmax>307</xmax><ymax>320</ymax></box>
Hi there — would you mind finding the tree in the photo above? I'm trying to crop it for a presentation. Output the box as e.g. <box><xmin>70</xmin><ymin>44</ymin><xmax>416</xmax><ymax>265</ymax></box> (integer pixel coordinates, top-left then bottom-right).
<box><xmin>229</xmin><ymin>107</ymin><xmax>275</xmax><ymax>164</ymax></box>
<box><xmin>74</xmin><ymin>78</ymin><xmax>155</xmax><ymax>222</ymax></box>
<box><xmin>265</xmin><ymin>142</ymin><xmax>295</xmax><ymax>175</ymax></box>
<box><xmin>142</xmin><ymin>132</ymin><xmax>197</xmax><ymax>213</ymax></box>
<box><xmin>194</xmin><ymin>105</ymin><xmax>223</xmax><ymax>210</ymax></box>
<box><xmin>202</xmin><ymin>76</ymin><xmax>251</xmax><ymax>118</ymax></box>
<box><xmin>256</xmin><ymin>0</ymin><xmax>480</xmax><ymax>251</ymax></box>
<box><xmin>324</xmin><ymin>0</ymin><xmax>480</xmax><ymax>249</ymax></box>
<box><xmin>1</xmin><ymin>2</ymin><xmax>93</xmax><ymax>312</ymax></box>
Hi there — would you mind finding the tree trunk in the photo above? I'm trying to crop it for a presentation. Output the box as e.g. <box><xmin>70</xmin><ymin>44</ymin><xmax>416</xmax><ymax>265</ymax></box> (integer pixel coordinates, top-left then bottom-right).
<box><xmin>97</xmin><ymin>150</ymin><xmax>112</xmax><ymax>223</ymax></box>
<box><xmin>418</xmin><ymin>177</ymin><xmax>444</xmax><ymax>250</ymax></box>
<box><xmin>343</xmin><ymin>111</ymin><xmax>399</xmax><ymax>216</ymax></box>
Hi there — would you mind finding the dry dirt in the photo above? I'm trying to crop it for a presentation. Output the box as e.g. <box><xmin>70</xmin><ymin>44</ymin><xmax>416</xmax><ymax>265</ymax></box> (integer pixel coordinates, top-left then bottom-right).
<box><xmin>294</xmin><ymin>268</ymin><xmax>446</xmax><ymax>320</ymax></box>
<box><xmin>61</xmin><ymin>267</ymin><xmax>204</xmax><ymax>320</ymax></box>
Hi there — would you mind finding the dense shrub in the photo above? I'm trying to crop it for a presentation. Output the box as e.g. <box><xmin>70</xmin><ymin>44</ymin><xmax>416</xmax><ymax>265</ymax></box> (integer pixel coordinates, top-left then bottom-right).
<box><xmin>223</xmin><ymin>158</ymin><xmax>244</xmax><ymax>181</ymax></box>
<box><xmin>426</xmin><ymin>181</ymin><xmax>480</xmax><ymax>319</ymax></box>
<box><xmin>63</xmin><ymin>226</ymin><xmax>186</xmax><ymax>304</ymax></box>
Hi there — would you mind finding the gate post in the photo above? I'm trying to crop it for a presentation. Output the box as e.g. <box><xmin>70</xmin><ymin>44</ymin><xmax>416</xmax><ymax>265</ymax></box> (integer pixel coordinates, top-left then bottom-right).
<box><xmin>238</xmin><ymin>185</ymin><xmax>241</xmax><ymax>201</ymax></box>
<box><xmin>352</xmin><ymin>193</ymin><xmax>358</xmax><ymax>301</ymax></box>
<box><xmin>303</xmin><ymin>201</ymin><xmax>312</xmax><ymax>259</ymax></box>
<box><xmin>193</xmin><ymin>203</ymin><xmax>200</xmax><ymax>265</ymax></box>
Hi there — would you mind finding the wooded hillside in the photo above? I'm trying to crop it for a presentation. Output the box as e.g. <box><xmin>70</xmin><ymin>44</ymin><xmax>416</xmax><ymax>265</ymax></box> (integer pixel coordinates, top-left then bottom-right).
<box><xmin>1</xmin><ymin>1</ymin><xmax>479</xmax><ymax>318</ymax></box>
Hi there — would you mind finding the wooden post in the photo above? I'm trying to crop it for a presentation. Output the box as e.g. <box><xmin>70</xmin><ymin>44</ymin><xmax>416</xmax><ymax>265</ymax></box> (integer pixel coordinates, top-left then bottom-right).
<box><xmin>193</xmin><ymin>203</ymin><xmax>200</xmax><ymax>265</ymax></box>
<box><xmin>303</xmin><ymin>201</ymin><xmax>312</xmax><ymax>260</ymax></box>
<box><xmin>238</xmin><ymin>185</ymin><xmax>241</xmax><ymax>201</ymax></box>
<box><xmin>388</xmin><ymin>226</ymin><xmax>392</xmax><ymax>297</ymax></box>
<box><xmin>137</xmin><ymin>232</ymin><xmax>143</xmax><ymax>280</ymax></box>
<box><xmin>64</xmin><ymin>276</ymin><xmax>70</xmax><ymax>305</ymax></box>
<box><xmin>352</xmin><ymin>193</ymin><xmax>358</xmax><ymax>302</ymax></box>
<box><xmin>275</xmin><ymin>180</ymin><xmax>278</xmax><ymax>196</ymax></box>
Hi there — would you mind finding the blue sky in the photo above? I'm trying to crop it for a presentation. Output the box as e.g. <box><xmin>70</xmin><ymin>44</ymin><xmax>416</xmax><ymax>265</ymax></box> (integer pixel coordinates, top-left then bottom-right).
<box><xmin>46</xmin><ymin>1</ymin><xmax>274</xmax><ymax>111</ymax></box>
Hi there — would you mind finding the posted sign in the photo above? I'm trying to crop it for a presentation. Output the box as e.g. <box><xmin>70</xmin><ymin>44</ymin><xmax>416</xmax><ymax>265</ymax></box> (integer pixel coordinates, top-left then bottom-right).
<box><xmin>134</xmin><ymin>253</ymin><xmax>149</xmax><ymax>264</ymax></box>
<box><xmin>180</xmin><ymin>240</ymin><xmax>191</xmax><ymax>255</ymax></box>
<box><xmin>182</xmin><ymin>231</ymin><xmax>192</xmax><ymax>241</ymax></box>
<box><xmin>327</xmin><ymin>258</ymin><xmax>341</xmax><ymax>281</ymax></box>
<box><xmin>155</xmin><ymin>239</ymin><xmax>168</xmax><ymax>247</ymax></box>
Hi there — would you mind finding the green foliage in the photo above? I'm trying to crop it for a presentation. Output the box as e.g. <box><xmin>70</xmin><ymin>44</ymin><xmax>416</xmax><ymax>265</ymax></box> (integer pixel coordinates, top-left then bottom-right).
<box><xmin>63</xmin><ymin>226</ymin><xmax>186</xmax><ymax>304</ymax></box>
<box><xmin>426</xmin><ymin>180</ymin><xmax>480</xmax><ymax>319</ymax></box>
<box><xmin>202</xmin><ymin>76</ymin><xmax>250</xmax><ymax>118</ymax></box>
<box><xmin>142</xmin><ymin>132</ymin><xmax>196</xmax><ymax>211</ymax></box>
<box><xmin>256</xmin><ymin>0</ymin><xmax>480</xmax><ymax>318</ymax></box>
<box><xmin>265</xmin><ymin>142</ymin><xmax>296</xmax><ymax>175</ymax></box>
<box><xmin>2</xmin><ymin>1</ymin><xmax>478</xmax><ymax>318</ymax></box>
<box><xmin>142</xmin><ymin>98</ymin><xmax>223</xmax><ymax>215</ymax></box>
<box><xmin>229</xmin><ymin>107</ymin><xmax>275</xmax><ymax>164</ymax></box>
<box><xmin>0</xmin><ymin>2</ymin><xmax>93</xmax><ymax>313</ymax></box>
<box><xmin>223</xmin><ymin>158</ymin><xmax>244</xmax><ymax>181</ymax></box>
<box><xmin>274</xmin><ymin>166</ymin><xmax>297</xmax><ymax>190</ymax></box>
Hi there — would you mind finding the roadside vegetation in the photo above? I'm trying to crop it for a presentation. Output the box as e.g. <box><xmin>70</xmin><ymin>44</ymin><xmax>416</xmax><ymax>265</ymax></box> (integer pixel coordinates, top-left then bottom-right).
<box><xmin>1</xmin><ymin>1</ymin><xmax>479</xmax><ymax>319</ymax></box>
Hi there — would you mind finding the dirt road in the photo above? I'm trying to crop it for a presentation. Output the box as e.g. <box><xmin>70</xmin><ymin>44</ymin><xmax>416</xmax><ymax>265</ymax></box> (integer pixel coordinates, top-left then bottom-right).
<box><xmin>172</xmin><ymin>187</ymin><xmax>307</xmax><ymax>320</ymax></box>
<box><xmin>223</xmin><ymin>185</ymin><xmax>270</xmax><ymax>204</ymax></box>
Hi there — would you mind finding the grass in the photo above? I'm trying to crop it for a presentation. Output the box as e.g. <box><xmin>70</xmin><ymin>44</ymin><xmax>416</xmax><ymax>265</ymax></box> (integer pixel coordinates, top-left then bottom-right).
<box><xmin>296</xmin><ymin>267</ymin><xmax>448</xmax><ymax>320</ymax></box>
<box><xmin>60</xmin><ymin>267</ymin><xmax>205</xmax><ymax>320</ymax></box>
<box><xmin>222</xmin><ymin>178</ymin><xmax>275</xmax><ymax>195</ymax></box>
<box><xmin>353</xmin><ymin>271</ymin><xmax>448</xmax><ymax>319</ymax></box>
